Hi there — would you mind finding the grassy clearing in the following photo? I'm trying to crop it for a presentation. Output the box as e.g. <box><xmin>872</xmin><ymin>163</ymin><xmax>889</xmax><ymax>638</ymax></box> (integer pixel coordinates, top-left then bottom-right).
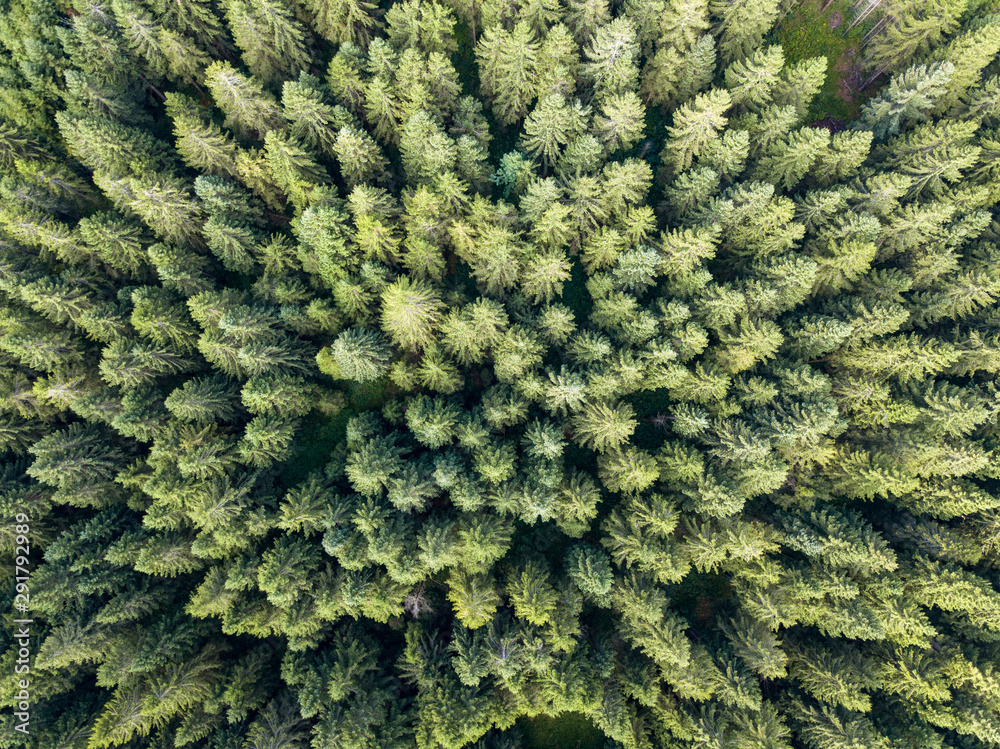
<box><xmin>773</xmin><ymin>0</ymin><xmax>872</xmax><ymax>122</ymax></box>
<box><xmin>520</xmin><ymin>712</ymin><xmax>606</xmax><ymax>749</ymax></box>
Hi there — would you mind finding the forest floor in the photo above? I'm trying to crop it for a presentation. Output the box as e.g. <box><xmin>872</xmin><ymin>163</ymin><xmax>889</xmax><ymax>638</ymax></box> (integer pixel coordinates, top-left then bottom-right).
<box><xmin>521</xmin><ymin>712</ymin><xmax>606</xmax><ymax>749</ymax></box>
<box><xmin>773</xmin><ymin>0</ymin><xmax>873</xmax><ymax>123</ymax></box>
<box><xmin>281</xmin><ymin>378</ymin><xmax>395</xmax><ymax>486</ymax></box>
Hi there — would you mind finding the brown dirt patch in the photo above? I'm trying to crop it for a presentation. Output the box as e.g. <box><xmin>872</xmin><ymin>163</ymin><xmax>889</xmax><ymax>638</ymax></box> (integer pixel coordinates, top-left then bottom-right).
<box><xmin>834</xmin><ymin>47</ymin><xmax>864</xmax><ymax>105</ymax></box>
<box><xmin>811</xmin><ymin>117</ymin><xmax>847</xmax><ymax>132</ymax></box>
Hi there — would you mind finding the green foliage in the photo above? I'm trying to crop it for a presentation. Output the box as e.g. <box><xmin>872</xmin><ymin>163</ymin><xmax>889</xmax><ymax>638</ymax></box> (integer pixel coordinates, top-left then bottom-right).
<box><xmin>303</xmin><ymin>0</ymin><xmax>382</xmax><ymax>46</ymax></box>
<box><xmin>476</xmin><ymin>21</ymin><xmax>540</xmax><ymax>126</ymax></box>
<box><xmin>223</xmin><ymin>0</ymin><xmax>312</xmax><ymax>86</ymax></box>
<box><xmin>4</xmin><ymin>2</ymin><xmax>1000</xmax><ymax>749</ymax></box>
<box><xmin>711</xmin><ymin>0</ymin><xmax>781</xmax><ymax>64</ymax></box>
<box><xmin>380</xmin><ymin>276</ymin><xmax>445</xmax><ymax>351</ymax></box>
<box><xmin>320</xmin><ymin>327</ymin><xmax>394</xmax><ymax>381</ymax></box>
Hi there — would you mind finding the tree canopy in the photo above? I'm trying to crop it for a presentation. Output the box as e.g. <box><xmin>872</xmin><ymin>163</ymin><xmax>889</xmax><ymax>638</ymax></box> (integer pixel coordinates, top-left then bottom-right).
<box><xmin>3</xmin><ymin>0</ymin><xmax>1000</xmax><ymax>748</ymax></box>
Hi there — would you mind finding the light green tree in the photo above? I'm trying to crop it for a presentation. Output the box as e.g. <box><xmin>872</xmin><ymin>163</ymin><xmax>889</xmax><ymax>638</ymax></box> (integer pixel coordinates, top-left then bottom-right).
<box><xmin>571</xmin><ymin>400</ymin><xmax>637</xmax><ymax>453</ymax></box>
<box><xmin>385</xmin><ymin>0</ymin><xmax>456</xmax><ymax>54</ymax></box>
<box><xmin>380</xmin><ymin>276</ymin><xmax>445</xmax><ymax>351</ymax></box>
<box><xmin>476</xmin><ymin>21</ymin><xmax>540</xmax><ymax>125</ymax></box>
<box><xmin>204</xmin><ymin>61</ymin><xmax>286</xmax><ymax>139</ymax></box>
<box><xmin>223</xmin><ymin>0</ymin><xmax>311</xmax><ymax>86</ymax></box>
<box><xmin>319</xmin><ymin>327</ymin><xmax>393</xmax><ymax>381</ymax></box>
<box><xmin>754</xmin><ymin>126</ymin><xmax>830</xmax><ymax>189</ymax></box>
<box><xmin>864</xmin><ymin>0</ymin><xmax>965</xmax><ymax>77</ymax></box>
<box><xmin>399</xmin><ymin>111</ymin><xmax>458</xmax><ymax>183</ymax></box>
<box><xmin>773</xmin><ymin>56</ymin><xmax>828</xmax><ymax>120</ymax></box>
<box><xmin>581</xmin><ymin>18</ymin><xmax>641</xmax><ymax>100</ymax></box>
<box><xmin>447</xmin><ymin>569</ymin><xmax>501</xmax><ymax>629</ymax></box>
<box><xmin>724</xmin><ymin>44</ymin><xmax>784</xmax><ymax>110</ymax></box>
<box><xmin>263</xmin><ymin>130</ymin><xmax>329</xmax><ymax>210</ymax></box>
<box><xmin>165</xmin><ymin>93</ymin><xmax>240</xmax><ymax>178</ymax></box>
<box><xmin>594</xmin><ymin>92</ymin><xmax>646</xmax><ymax>153</ymax></box>
<box><xmin>301</xmin><ymin>0</ymin><xmax>382</xmax><ymax>46</ymax></box>
<box><xmin>710</xmin><ymin>0</ymin><xmax>781</xmax><ymax>63</ymax></box>
<box><xmin>520</xmin><ymin>94</ymin><xmax>590</xmax><ymax>167</ymax></box>
<box><xmin>282</xmin><ymin>74</ymin><xmax>348</xmax><ymax>159</ymax></box>
<box><xmin>860</xmin><ymin>62</ymin><xmax>954</xmax><ymax>140</ymax></box>
<box><xmin>663</xmin><ymin>88</ymin><xmax>732</xmax><ymax>172</ymax></box>
<box><xmin>507</xmin><ymin>560</ymin><xmax>559</xmax><ymax>626</ymax></box>
<box><xmin>521</xmin><ymin>248</ymin><xmax>573</xmax><ymax>304</ymax></box>
<box><xmin>335</xmin><ymin>125</ymin><xmax>388</xmax><ymax>187</ymax></box>
<box><xmin>563</xmin><ymin>0</ymin><xmax>610</xmax><ymax>42</ymax></box>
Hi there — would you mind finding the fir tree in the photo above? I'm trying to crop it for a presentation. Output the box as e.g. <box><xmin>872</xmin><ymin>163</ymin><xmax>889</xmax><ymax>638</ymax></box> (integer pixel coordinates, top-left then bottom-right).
<box><xmin>581</xmin><ymin>18</ymin><xmax>640</xmax><ymax>100</ymax></box>
<box><xmin>302</xmin><ymin>0</ymin><xmax>382</xmax><ymax>46</ymax></box>
<box><xmin>520</xmin><ymin>94</ymin><xmax>590</xmax><ymax>167</ymax></box>
<box><xmin>204</xmin><ymin>61</ymin><xmax>286</xmax><ymax>139</ymax></box>
<box><xmin>166</xmin><ymin>93</ymin><xmax>240</xmax><ymax>179</ymax></box>
<box><xmin>282</xmin><ymin>74</ymin><xmax>347</xmax><ymax>159</ymax></box>
<box><xmin>663</xmin><ymin>88</ymin><xmax>732</xmax><ymax>172</ymax></box>
<box><xmin>380</xmin><ymin>276</ymin><xmax>445</xmax><ymax>351</ymax></box>
<box><xmin>710</xmin><ymin>0</ymin><xmax>781</xmax><ymax>63</ymax></box>
<box><xmin>476</xmin><ymin>21</ymin><xmax>541</xmax><ymax>126</ymax></box>
<box><xmin>223</xmin><ymin>0</ymin><xmax>312</xmax><ymax>86</ymax></box>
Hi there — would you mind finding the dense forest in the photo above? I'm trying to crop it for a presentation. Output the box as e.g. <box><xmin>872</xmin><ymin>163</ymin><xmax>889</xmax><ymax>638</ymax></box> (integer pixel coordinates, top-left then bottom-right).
<box><xmin>3</xmin><ymin>0</ymin><xmax>1000</xmax><ymax>746</ymax></box>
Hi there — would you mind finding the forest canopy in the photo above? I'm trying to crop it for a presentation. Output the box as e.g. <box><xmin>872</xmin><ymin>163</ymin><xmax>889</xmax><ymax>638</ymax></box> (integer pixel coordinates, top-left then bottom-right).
<box><xmin>3</xmin><ymin>0</ymin><xmax>1000</xmax><ymax>747</ymax></box>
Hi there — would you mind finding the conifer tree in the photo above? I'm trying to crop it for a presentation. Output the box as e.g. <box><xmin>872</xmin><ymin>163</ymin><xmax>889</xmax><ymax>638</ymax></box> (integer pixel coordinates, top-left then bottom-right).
<box><xmin>195</xmin><ymin>175</ymin><xmax>266</xmax><ymax>274</ymax></box>
<box><xmin>581</xmin><ymin>18</ymin><xmax>641</xmax><ymax>101</ymax></box>
<box><xmin>448</xmin><ymin>569</ymin><xmax>501</xmax><ymax>629</ymax></box>
<box><xmin>859</xmin><ymin>62</ymin><xmax>954</xmax><ymax>140</ymax></box>
<box><xmin>864</xmin><ymin>0</ymin><xmax>965</xmax><ymax>77</ymax></box>
<box><xmin>386</xmin><ymin>0</ymin><xmax>457</xmax><ymax>55</ymax></box>
<box><xmin>772</xmin><ymin>56</ymin><xmax>827</xmax><ymax>120</ymax></box>
<box><xmin>223</xmin><ymin>0</ymin><xmax>312</xmax><ymax>86</ymax></box>
<box><xmin>754</xmin><ymin>126</ymin><xmax>830</xmax><ymax>189</ymax></box>
<box><xmin>320</xmin><ymin>327</ymin><xmax>393</xmax><ymax>381</ymax></box>
<box><xmin>476</xmin><ymin>21</ymin><xmax>540</xmax><ymax>126</ymax></box>
<box><xmin>520</xmin><ymin>94</ymin><xmax>590</xmax><ymax>167</ymax></box>
<box><xmin>10</xmin><ymin>0</ymin><xmax>1000</xmax><ymax>743</ymax></box>
<box><xmin>571</xmin><ymin>400</ymin><xmax>637</xmax><ymax>452</ymax></box>
<box><xmin>724</xmin><ymin>44</ymin><xmax>784</xmax><ymax>110</ymax></box>
<box><xmin>164</xmin><ymin>374</ymin><xmax>242</xmax><ymax>423</ymax></box>
<box><xmin>594</xmin><ymin>92</ymin><xmax>646</xmax><ymax>153</ymax></box>
<box><xmin>282</xmin><ymin>74</ymin><xmax>347</xmax><ymax>159</ymax></box>
<box><xmin>663</xmin><ymin>88</ymin><xmax>732</xmax><ymax>173</ymax></box>
<box><xmin>642</xmin><ymin>32</ymin><xmax>716</xmax><ymax>107</ymax></box>
<box><xmin>264</xmin><ymin>130</ymin><xmax>330</xmax><ymax>210</ymax></box>
<box><xmin>710</xmin><ymin>0</ymin><xmax>781</xmax><ymax>63</ymax></box>
<box><xmin>204</xmin><ymin>61</ymin><xmax>286</xmax><ymax>140</ymax></box>
<box><xmin>380</xmin><ymin>276</ymin><xmax>445</xmax><ymax>351</ymax></box>
<box><xmin>301</xmin><ymin>0</ymin><xmax>382</xmax><ymax>46</ymax></box>
<box><xmin>335</xmin><ymin>125</ymin><xmax>389</xmax><ymax>187</ymax></box>
<box><xmin>165</xmin><ymin>93</ymin><xmax>240</xmax><ymax>179</ymax></box>
<box><xmin>563</xmin><ymin>0</ymin><xmax>610</xmax><ymax>43</ymax></box>
<box><xmin>127</xmin><ymin>174</ymin><xmax>205</xmax><ymax>246</ymax></box>
<box><xmin>399</xmin><ymin>110</ymin><xmax>458</xmax><ymax>183</ymax></box>
<box><xmin>931</xmin><ymin>16</ymin><xmax>1000</xmax><ymax>110</ymax></box>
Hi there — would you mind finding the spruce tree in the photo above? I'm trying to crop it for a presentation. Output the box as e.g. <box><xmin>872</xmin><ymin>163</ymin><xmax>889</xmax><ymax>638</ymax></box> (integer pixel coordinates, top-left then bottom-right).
<box><xmin>476</xmin><ymin>21</ymin><xmax>541</xmax><ymax>126</ymax></box>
